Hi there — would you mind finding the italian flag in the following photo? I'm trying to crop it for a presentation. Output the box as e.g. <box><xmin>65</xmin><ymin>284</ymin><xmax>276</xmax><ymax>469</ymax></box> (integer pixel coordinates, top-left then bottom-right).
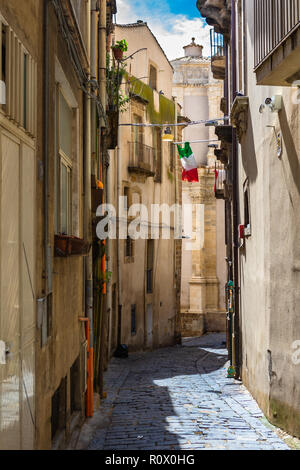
<box><xmin>177</xmin><ymin>142</ymin><xmax>199</xmax><ymax>183</ymax></box>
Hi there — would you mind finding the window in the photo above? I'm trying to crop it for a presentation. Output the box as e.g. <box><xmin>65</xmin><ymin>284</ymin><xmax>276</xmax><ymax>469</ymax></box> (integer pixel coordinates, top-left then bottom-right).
<box><xmin>131</xmin><ymin>305</ymin><xmax>136</xmax><ymax>335</ymax></box>
<box><xmin>133</xmin><ymin>114</ymin><xmax>143</xmax><ymax>163</ymax></box>
<box><xmin>169</xmin><ymin>142</ymin><xmax>174</xmax><ymax>172</ymax></box>
<box><xmin>149</xmin><ymin>64</ymin><xmax>157</xmax><ymax>90</ymax></box>
<box><xmin>125</xmin><ymin>235</ymin><xmax>133</xmax><ymax>258</ymax></box>
<box><xmin>23</xmin><ymin>53</ymin><xmax>28</xmax><ymax>128</ymax></box>
<box><xmin>55</xmin><ymin>88</ymin><xmax>74</xmax><ymax>235</ymax></box>
<box><xmin>124</xmin><ymin>185</ymin><xmax>135</xmax><ymax>262</ymax></box>
<box><xmin>0</xmin><ymin>17</ymin><xmax>36</xmax><ymax>134</ymax></box>
<box><xmin>153</xmin><ymin>127</ymin><xmax>162</xmax><ymax>182</ymax></box>
<box><xmin>146</xmin><ymin>240</ymin><xmax>154</xmax><ymax>294</ymax></box>
<box><xmin>1</xmin><ymin>23</ymin><xmax>6</xmax><ymax>107</ymax></box>
<box><xmin>124</xmin><ymin>187</ymin><xmax>130</xmax><ymax>210</ymax></box>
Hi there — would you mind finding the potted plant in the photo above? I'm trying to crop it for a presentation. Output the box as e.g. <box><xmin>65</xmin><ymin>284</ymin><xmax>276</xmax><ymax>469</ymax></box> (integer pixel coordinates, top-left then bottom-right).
<box><xmin>112</xmin><ymin>39</ymin><xmax>128</xmax><ymax>61</ymax></box>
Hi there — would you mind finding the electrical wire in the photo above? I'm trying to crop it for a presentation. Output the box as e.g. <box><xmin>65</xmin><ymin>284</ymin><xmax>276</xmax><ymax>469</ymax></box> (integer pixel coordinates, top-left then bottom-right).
<box><xmin>119</xmin><ymin>117</ymin><xmax>229</xmax><ymax>128</ymax></box>
<box><xmin>173</xmin><ymin>139</ymin><xmax>219</xmax><ymax>145</ymax></box>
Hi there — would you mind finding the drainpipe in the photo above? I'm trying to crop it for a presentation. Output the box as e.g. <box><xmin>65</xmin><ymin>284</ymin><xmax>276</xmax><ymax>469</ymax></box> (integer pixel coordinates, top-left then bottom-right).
<box><xmin>173</xmin><ymin>98</ymin><xmax>181</xmax><ymax>343</ymax></box>
<box><xmin>224</xmin><ymin>40</ymin><xmax>233</xmax><ymax>356</ymax></box>
<box><xmin>43</xmin><ymin>0</ymin><xmax>52</xmax><ymax>330</ymax></box>
<box><xmin>99</xmin><ymin>0</ymin><xmax>107</xmax><ymax>129</ymax></box>
<box><xmin>85</xmin><ymin>0</ymin><xmax>93</xmax><ymax>417</ymax></box>
<box><xmin>98</xmin><ymin>0</ymin><xmax>108</xmax><ymax>394</ymax></box>
<box><xmin>116</xmin><ymin>110</ymin><xmax>122</xmax><ymax>348</ymax></box>
<box><xmin>231</xmin><ymin>0</ymin><xmax>241</xmax><ymax>379</ymax></box>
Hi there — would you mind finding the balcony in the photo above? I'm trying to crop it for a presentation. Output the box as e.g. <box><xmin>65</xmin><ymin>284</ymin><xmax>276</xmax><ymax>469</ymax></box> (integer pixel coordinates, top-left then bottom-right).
<box><xmin>214</xmin><ymin>162</ymin><xmax>226</xmax><ymax>199</ymax></box>
<box><xmin>128</xmin><ymin>141</ymin><xmax>155</xmax><ymax>177</ymax></box>
<box><xmin>254</xmin><ymin>0</ymin><xmax>300</xmax><ymax>86</ymax></box>
<box><xmin>214</xmin><ymin>124</ymin><xmax>232</xmax><ymax>165</ymax></box>
<box><xmin>210</xmin><ymin>30</ymin><xmax>225</xmax><ymax>80</ymax></box>
<box><xmin>197</xmin><ymin>0</ymin><xmax>231</xmax><ymax>40</ymax></box>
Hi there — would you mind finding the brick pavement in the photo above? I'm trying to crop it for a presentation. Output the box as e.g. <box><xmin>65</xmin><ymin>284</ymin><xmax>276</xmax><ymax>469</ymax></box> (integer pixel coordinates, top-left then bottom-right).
<box><xmin>86</xmin><ymin>333</ymin><xmax>290</xmax><ymax>450</ymax></box>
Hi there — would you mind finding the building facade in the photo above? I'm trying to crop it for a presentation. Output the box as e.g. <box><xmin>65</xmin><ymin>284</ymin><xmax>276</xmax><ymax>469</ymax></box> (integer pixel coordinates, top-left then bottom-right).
<box><xmin>198</xmin><ymin>0</ymin><xmax>300</xmax><ymax>438</ymax></box>
<box><xmin>171</xmin><ymin>40</ymin><xmax>226</xmax><ymax>337</ymax></box>
<box><xmin>105</xmin><ymin>22</ymin><xmax>183</xmax><ymax>353</ymax></box>
<box><xmin>0</xmin><ymin>0</ymin><xmax>115</xmax><ymax>450</ymax></box>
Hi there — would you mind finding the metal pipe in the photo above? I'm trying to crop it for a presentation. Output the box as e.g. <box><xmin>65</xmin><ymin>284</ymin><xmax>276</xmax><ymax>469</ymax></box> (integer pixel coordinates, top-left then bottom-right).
<box><xmin>231</xmin><ymin>0</ymin><xmax>241</xmax><ymax>379</ymax></box>
<box><xmin>91</xmin><ymin>2</ymin><xmax>98</xmax><ymax>81</ymax></box>
<box><xmin>43</xmin><ymin>0</ymin><xmax>52</xmax><ymax>310</ymax></box>
<box><xmin>116</xmin><ymin>108</ymin><xmax>122</xmax><ymax>347</ymax></box>
<box><xmin>99</xmin><ymin>0</ymin><xmax>107</xmax><ymax>128</ymax></box>
<box><xmin>85</xmin><ymin>0</ymin><xmax>93</xmax><ymax>417</ymax></box>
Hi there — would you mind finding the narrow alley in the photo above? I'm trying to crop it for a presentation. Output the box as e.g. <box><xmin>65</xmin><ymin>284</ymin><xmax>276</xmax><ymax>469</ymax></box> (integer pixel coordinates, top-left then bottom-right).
<box><xmin>74</xmin><ymin>334</ymin><xmax>290</xmax><ymax>451</ymax></box>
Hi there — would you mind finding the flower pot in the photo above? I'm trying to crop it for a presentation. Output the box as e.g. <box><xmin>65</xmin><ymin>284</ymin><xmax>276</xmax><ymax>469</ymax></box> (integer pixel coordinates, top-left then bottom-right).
<box><xmin>112</xmin><ymin>47</ymin><xmax>124</xmax><ymax>61</ymax></box>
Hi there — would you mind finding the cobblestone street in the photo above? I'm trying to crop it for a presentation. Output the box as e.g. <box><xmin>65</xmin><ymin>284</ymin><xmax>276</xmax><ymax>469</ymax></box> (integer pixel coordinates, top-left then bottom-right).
<box><xmin>82</xmin><ymin>334</ymin><xmax>290</xmax><ymax>451</ymax></box>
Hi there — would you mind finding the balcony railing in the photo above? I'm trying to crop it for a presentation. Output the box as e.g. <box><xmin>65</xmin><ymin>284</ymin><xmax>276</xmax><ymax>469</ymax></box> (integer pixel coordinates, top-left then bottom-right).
<box><xmin>210</xmin><ymin>29</ymin><xmax>224</xmax><ymax>58</ymax></box>
<box><xmin>215</xmin><ymin>162</ymin><xmax>226</xmax><ymax>199</ymax></box>
<box><xmin>254</xmin><ymin>0</ymin><xmax>300</xmax><ymax>69</ymax></box>
<box><xmin>210</xmin><ymin>29</ymin><xmax>225</xmax><ymax>80</ymax></box>
<box><xmin>128</xmin><ymin>141</ymin><xmax>155</xmax><ymax>176</ymax></box>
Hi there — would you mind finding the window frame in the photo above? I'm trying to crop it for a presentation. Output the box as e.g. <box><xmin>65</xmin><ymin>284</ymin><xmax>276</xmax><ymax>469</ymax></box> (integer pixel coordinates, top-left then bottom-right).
<box><xmin>55</xmin><ymin>85</ymin><xmax>74</xmax><ymax>236</ymax></box>
<box><xmin>153</xmin><ymin>127</ymin><xmax>162</xmax><ymax>182</ymax></box>
<box><xmin>149</xmin><ymin>64</ymin><xmax>157</xmax><ymax>91</ymax></box>
<box><xmin>0</xmin><ymin>16</ymin><xmax>37</xmax><ymax>135</ymax></box>
<box><xmin>131</xmin><ymin>304</ymin><xmax>137</xmax><ymax>336</ymax></box>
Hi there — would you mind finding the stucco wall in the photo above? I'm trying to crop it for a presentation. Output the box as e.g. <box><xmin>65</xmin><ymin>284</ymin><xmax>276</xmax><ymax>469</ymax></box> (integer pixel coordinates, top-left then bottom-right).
<box><xmin>111</xmin><ymin>25</ymin><xmax>178</xmax><ymax>352</ymax></box>
<box><xmin>34</xmin><ymin>4</ymin><xmax>86</xmax><ymax>449</ymax></box>
<box><xmin>239</xmin><ymin>2</ymin><xmax>300</xmax><ymax>437</ymax></box>
<box><xmin>172</xmin><ymin>51</ymin><xmax>226</xmax><ymax>331</ymax></box>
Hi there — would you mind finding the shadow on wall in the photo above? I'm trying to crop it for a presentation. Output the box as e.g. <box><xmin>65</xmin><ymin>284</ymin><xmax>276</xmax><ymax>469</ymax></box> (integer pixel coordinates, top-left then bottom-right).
<box><xmin>89</xmin><ymin>334</ymin><xmax>228</xmax><ymax>450</ymax></box>
<box><xmin>240</xmin><ymin>110</ymin><xmax>258</xmax><ymax>184</ymax></box>
<box><xmin>279</xmin><ymin>102</ymin><xmax>300</xmax><ymax>200</ymax></box>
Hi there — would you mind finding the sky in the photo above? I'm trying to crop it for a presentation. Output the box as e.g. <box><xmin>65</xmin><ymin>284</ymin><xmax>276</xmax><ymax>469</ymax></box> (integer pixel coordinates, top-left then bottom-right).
<box><xmin>115</xmin><ymin>0</ymin><xmax>211</xmax><ymax>61</ymax></box>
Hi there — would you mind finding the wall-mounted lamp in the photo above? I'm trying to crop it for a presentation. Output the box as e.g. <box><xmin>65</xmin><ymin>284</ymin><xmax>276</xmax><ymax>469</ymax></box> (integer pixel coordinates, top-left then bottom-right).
<box><xmin>162</xmin><ymin>127</ymin><xmax>174</xmax><ymax>142</ymax></box>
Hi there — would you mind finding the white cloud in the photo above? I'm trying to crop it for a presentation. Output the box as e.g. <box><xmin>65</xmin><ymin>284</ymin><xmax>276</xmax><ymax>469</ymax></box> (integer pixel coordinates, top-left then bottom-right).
<box><xmin>116</xmin><ymin>0</ymin><xmax>211</xmax><ymax>61</ymax></box>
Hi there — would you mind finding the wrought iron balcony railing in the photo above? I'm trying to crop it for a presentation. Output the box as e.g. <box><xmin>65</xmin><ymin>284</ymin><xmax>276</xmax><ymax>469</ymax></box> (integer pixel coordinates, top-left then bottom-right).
<box><xmin>210</xmin><ymin>29</ymin><xmax>224</xmax><ymax>58</ymax></box>
<box><xmin>215</xmin><ymin>162</ymin><xmax>226</xmax><ymax>199</ymax></box>
<box><xmin>210</xmin><ymin>29</ymin><xmax>225</xmax><ymax>80</ymax></box>
<box><xmin>128</xmin><ymin>141</ymin><xmax>155</xmax><ymax>176</ymax></box>
<box><xmin>254</xmin><ymin>0</ymin><xmax>300</xmax><ymax>69</ymax></box>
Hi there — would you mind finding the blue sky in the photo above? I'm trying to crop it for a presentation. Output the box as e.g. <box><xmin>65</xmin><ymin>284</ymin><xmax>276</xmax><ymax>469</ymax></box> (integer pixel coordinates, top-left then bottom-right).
<box><xmin>116</xmin><ymin>0</ymin><xmax>210</xmax><ymax>61</ymax></box>
<box><xmin>162</xmin><ymin>0</ymin><xmax>201</xmax><ymax>19</ymax></box>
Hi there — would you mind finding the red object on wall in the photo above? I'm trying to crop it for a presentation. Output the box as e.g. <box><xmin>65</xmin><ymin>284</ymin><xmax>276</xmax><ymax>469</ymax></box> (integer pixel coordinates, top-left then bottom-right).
<box><xmin>239</xmin><ymin>224</ymin><xmax>245</xmax><ymax>239</ymax></box>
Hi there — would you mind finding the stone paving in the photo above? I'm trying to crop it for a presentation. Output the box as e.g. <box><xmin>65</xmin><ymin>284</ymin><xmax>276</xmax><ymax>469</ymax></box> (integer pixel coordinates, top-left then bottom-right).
<box><xmin>87</xmin><ymin>333</ymin><xmax>290</xmax><ymax>450</ymax></box>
